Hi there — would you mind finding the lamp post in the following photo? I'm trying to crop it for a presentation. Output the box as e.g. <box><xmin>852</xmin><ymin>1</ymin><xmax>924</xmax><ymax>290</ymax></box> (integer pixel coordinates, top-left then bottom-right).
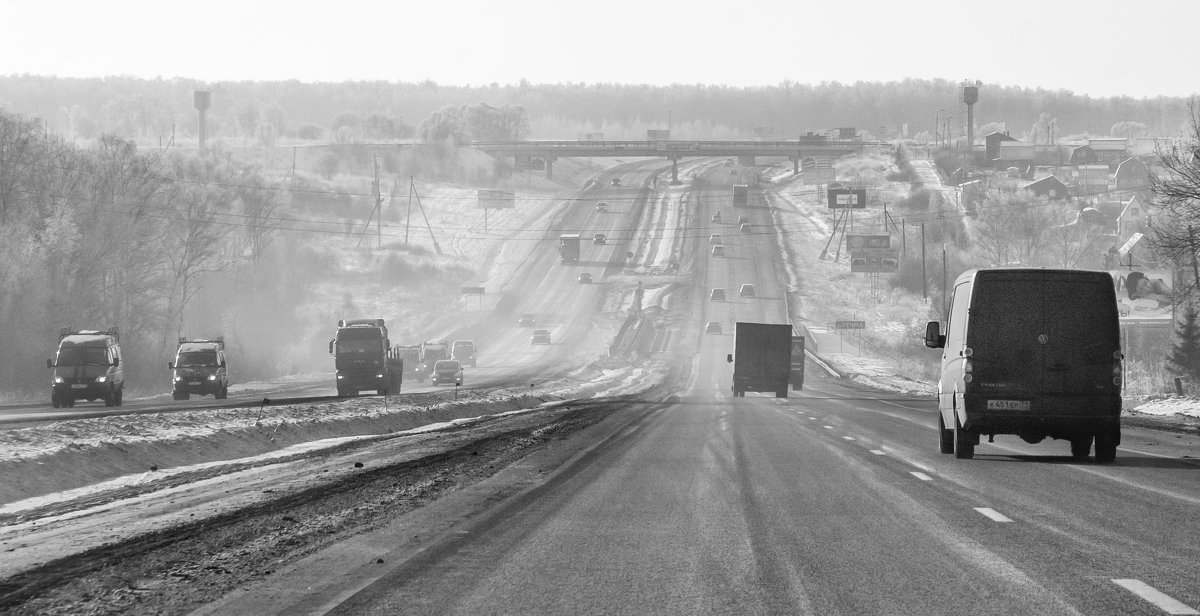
<box><xmin>936</xmin><ymin>108</ymin><xmax>944</xmax><ymax>146</ymax></box>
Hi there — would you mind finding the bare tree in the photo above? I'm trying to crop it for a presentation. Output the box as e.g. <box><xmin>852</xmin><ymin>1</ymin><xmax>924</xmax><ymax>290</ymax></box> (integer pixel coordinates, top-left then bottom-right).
<box><xmin>970</xmin><ymin>189</ymin><xmax>1057</xmax><ymax>266</ymax></box>
<box><xmin>1148</xmin><ymin>100</ymin><xmax>1200</xmax><ymax>298</ymax></box>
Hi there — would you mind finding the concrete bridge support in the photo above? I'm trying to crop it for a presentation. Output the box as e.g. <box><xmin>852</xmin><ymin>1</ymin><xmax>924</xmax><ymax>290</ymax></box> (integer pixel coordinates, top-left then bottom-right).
<box><xmin>738</xmin><ymin>155</ymin><xmax>756</xmax><ymax>166</ymax></box>
<box><xmin>545</xmin><ymin>157</ymin><xmax>554</xmax><ymax>180</ymax></box>
<box><xmin>670</xmin><ymin>157</ymin><xmax>679</xmax><ymax>184</ymax></box>
<box><xmin>791</xmin><ymin>156</ymin><xmax>799</xmax><ymax>174</ymax></box>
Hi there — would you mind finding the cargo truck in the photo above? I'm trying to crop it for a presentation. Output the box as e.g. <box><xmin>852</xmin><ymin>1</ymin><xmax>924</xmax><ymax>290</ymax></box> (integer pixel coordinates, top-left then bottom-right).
<box><xmin>732</xmin><ymin>184</ymin><xmax>749</xmax><ymax>207</ymax></box>
<box><xmin>727</xmin><ymin>322</ymin><xmax>793</xmax><ymax>398</ymax></box>
<box><xmin>328</xmin><ymin>319</ymin><xmax>403</xmax><ymax>396</ymax></box>
<box><xmin>419</xmin><ymin>340</ymin><xmax>450</xmax><ymax>378</ymax></box>
<box><xmin>559</xmin><ymin>233</ymin><xmax>581</xmax><ymax>263</ymax></box>
<box><xmin>394</xmin><ymin>344</ymin><xmax>423</xmax><ymax>381</ymax></box>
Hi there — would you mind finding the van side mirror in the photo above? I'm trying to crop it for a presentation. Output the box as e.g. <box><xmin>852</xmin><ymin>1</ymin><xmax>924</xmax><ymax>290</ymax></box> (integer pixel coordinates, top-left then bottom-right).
<box><xmin>46</xmin><ymin>358</ymin><xmax>54</xmax><ymax>369</ymax></box>
<box><xmin>328</xmin><ymin>340</ymin><xmax>335</xmax><ymax>355</ymax></box>
<box><xmin>168</xmin><ymin>362</ymin><xmax>175</xmax><ymax>370</ymax></box>
<box><xmin>727</xmin><ymin>353</ymin><xmax>733</xmax><ymax>363</ymax></box>
<box><xmin>924</xmin><ymin>321</ymin><xmax>946</xmax><ymax>349</ymax></box>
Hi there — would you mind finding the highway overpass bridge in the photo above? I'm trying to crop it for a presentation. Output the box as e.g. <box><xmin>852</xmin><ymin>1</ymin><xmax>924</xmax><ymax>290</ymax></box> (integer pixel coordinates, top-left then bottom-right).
<box><xmin>468</xmin><ymin>139</ymin><xmax>886</xmax><ymax>180</ymax></box>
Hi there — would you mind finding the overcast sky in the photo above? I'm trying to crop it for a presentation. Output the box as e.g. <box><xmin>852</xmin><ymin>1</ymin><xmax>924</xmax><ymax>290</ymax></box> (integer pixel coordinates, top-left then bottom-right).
<box><xmin>3</xmin><ymin>0</ymin><xmax>1195</xmax><ymax>99</ymax></box>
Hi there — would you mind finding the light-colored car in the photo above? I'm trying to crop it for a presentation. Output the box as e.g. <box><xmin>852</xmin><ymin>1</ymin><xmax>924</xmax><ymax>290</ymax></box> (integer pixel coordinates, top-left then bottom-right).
<box><xmin>578</xmin><ymin>272</ymin><xmax>592</xmax><ymax>284</ymax></box>
<box><xmin>518</xmin><ymin>313</ymin><xmax>536</xmax><ymax>326</ymax></box>
<box><xmin>593</xmin><ymin>233</ymin><xmax>607</xmax><ymax>245</ymax></box>
<box><xmin>739</xmin><ymin>223</ymin><xmax>752</xmax><ymax>233</ymax></box>
<box><xmin>595</xmin><ymin>201</ymin><xmax>608</xmax><ymax>212</ymax></box>
<box><xmin>711</xmin><ymin>288</ymin><xmax>726</xmax><ymax>302</ymax></box>
<box><xmin>705</xmin><ymin>321</ymin><xmax>723</xmax><ymax>334</ymax></box>
<box><xmin>737</xmin><ymin>215</ymin><xmax>749</xmax><ymax>225</ymax></box>
<box><xmin>740</xmin><ymin>284</ymin><xmax>756</xmax><ymax>298</ymax></box>
<box><xmin>531</xmin><ymin>329</ymin><xmax>552</xmax><ymax>345</ymax></box>
<box><xmin>431</xmin><ymin>360</ymin><xmax>463</xmax><ymax>386</ymax></box>
<box><xmin>711</xmin><ymin>211</ymin><xmax>723</xmax><ymax>223</ymax></box>
<box><xmin>709</xmin><ymin>234</ymin><xmax>722</xmax><ymax>245</ymax></box>
<box><xmin>711</xmin><ymin>245</ymin><xmax>725</xmax><ymax>258</ymax></box>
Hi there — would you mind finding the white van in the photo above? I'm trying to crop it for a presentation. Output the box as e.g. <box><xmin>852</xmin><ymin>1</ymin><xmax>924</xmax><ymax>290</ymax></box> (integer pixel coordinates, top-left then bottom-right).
<box><xmin>924</xmin><ymin>268</ymin><xmax>1122</xmax><ymax>462</ymax></box>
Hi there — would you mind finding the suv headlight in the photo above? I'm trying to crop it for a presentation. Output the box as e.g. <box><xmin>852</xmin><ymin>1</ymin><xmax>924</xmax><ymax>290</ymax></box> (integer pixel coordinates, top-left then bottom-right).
<box><xmin>95</xmin><ymin>376</ymin><xmax>107</xmax><ymax>383</ymax></box>
<box><xmin>54</xmin><ymin>376</ymin><xmax>64</xmax><ymax>384</ymax></box>
<box><xmin>208</xmin><ymin>375</ymin><xmax>217</xmax><ymax>381</ymax></box>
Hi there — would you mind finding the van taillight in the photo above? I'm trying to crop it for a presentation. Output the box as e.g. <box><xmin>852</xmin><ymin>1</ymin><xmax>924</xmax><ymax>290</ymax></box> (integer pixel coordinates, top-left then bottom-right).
<box><xmin>1113</xmin><ymin>350</ymin><xmax>1124</xmax><ymax>386</ymax></box>
<box><xmin>963</xmin><ymin>347</ymin><xmax>974</xmax><ymax>383</ymax></box>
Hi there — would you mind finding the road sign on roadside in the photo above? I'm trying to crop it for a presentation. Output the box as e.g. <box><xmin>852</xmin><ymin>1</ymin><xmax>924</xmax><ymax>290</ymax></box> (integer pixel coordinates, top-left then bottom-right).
<box><xmin>835</xmin><ymin>320</ymin><xmax>866</xmax><ymax>330</ymax></box>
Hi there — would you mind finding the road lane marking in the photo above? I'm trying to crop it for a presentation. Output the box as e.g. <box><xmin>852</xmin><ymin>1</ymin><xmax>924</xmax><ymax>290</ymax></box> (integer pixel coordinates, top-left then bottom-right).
<box><xmin>870</xmin><ymin>450</ymin><xmax>885</xmax><ymax>455</ymax></box>
<box><xmin>910</xmin><ymin>472</ymin><xmax>932</xmax><ymax>481</ymax></box>
<box><xmin>809</xmin><ymin>417</ymin><xmax>818</xmax><ymax>421</ymax></box>
<box><xmin>1112</xmin><ymin>579</ymin><xmax>1199</xmax><ymax>615</ymax></box>
<box><xmin>823</xmin><ymin>425</ymin><xmax>834</xmax><ymax>429</ymax></box>
<box><xmin>974</xmin><ymin>507</ymin><xmax>1012</xmax><ymax>523</ymax></box>
<box><xmin>842</xmin><ymin>436</ymin><xmax>855</xmax><ymax>441</ymax></box>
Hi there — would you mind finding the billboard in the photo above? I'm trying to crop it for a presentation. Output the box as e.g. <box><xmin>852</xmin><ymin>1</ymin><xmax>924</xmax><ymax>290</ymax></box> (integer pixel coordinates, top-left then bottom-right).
<box><xmin>828</xmin><ymin>188</ymin><xmax>868</xmax><ymax>209</ymax></box>
<box><xmin>647</xmin><ymin>129</ymin><xmax>671</xmax><ymax>141</ymax></box>
<box><xmin>477</xmin><ymin>189</ymin><xmax>515</xmax><ymax>209</ymax></box>
<box><xmin>1113</xmin><ymin>269</ymin><xmax>1173</xmax><ymax>325</ymax></box>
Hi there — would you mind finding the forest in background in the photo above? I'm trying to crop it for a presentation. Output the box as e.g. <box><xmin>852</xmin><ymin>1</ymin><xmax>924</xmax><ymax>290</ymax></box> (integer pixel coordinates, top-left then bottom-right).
<box><xmin>0</xmin><ymin>76</ymin><xmax>1192</xmax><ymax>147</ymax></box>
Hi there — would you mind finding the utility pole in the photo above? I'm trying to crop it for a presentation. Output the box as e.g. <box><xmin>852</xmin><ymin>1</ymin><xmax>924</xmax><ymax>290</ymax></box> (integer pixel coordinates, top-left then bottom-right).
<box><xmin>373</xmin><ymin>154</ymin><xmax>382</xmax><ymax>249</ymax></box>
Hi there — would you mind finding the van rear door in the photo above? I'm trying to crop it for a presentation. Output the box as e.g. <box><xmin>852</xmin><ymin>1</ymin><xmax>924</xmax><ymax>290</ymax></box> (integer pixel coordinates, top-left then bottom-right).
<box><xmin>967</xmin><ymin>270</ymin><xmax>1117</xmax><ymax>398</ymax></box>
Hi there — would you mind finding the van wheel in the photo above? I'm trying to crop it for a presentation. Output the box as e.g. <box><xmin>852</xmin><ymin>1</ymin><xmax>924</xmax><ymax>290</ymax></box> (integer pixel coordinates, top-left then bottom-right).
<box><xmin>775</xmin><ymin>389</ymin><xmax>788</xmax><ymax>398</ymax></box>
<box><xmin>216</xmin><ymin>386</ymin><xmax>227</xmax><ymax>400</ymax></box>
<box><xmin>1095</xmin><ymin>428</ymin><xmax>1119</xmax><ymax>463</ymax></box>
<box><xmin>104</xmin><ymin>391</ymin><xmax>116</xmax><ymax>407</ymax></box>
<box><xmin>115</xmin><ymin>387</ymin><xmax>123</xmax><ymax>406</ymax></box>
<box><xmin>938</xmin><ymin>414</ymin><xmax>955</xmax><ymax>454</ymax></box>
<box><xmin>1070</xmin><ymin>434</ymin><xmax>1093</xmax><ymax>460</ymax></box>
<box><xmin>66</xmin><ymin>399</ymin><xmax>75</xmax><ymax>408</ymax></box>
<box><xmin>954</xmin><ymin>414</ymin><xmax>975</xmax><ymax>459</ymax></box>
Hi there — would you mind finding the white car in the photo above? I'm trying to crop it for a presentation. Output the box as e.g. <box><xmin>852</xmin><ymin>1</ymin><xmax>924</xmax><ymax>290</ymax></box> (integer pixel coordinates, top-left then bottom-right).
<box><xmin>531</xmin><ymin>329</ymin><xmax>552</xmax><ymax>345</ymax></box>
<box><xmin>431</xmin><ymin>360</ymin><xmax>463</xmax><ymax>386</ymax></box>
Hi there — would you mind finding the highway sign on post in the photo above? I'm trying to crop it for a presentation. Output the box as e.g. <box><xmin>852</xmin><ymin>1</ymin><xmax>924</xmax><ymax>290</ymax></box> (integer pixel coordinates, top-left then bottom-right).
<box><xmin>828</xmin><ymin>188</ymin><xmax>867</xmax><ymax>209</ymax></box>
<box><xmin>846</xmin><ymin>234</ymin><xmax>891</xmax><ymax>250</ymax></box>
<box><xmin>835</xmin><ymin>320</ymin><xmax>866</xmax><ymax>330</ymax></box>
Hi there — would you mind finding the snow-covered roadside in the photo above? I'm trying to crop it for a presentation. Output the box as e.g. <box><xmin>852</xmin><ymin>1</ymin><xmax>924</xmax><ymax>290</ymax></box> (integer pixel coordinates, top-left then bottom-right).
<box><xmin>0</xmin><ymin>361</ymin><xmax>669</xmax><ymax>512</ymax></box>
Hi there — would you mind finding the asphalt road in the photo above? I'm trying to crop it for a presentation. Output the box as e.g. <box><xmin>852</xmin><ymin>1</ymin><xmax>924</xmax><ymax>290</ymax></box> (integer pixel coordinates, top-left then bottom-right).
<box><xmin>205</xmin><ymin>163</ymin><xmax>1200</xmax><ymax>615</ymax></box>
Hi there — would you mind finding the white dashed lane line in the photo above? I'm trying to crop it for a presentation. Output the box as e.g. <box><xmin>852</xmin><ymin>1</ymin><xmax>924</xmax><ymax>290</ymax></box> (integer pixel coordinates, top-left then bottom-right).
<box><xmin>973</xmin><ymin>507</ymin><xmax>1013</xmax><ymax>523</ymax></box>
<box><xmin>1112</xmin><ymin>579</ymin><xmax>1199</xmax><ymax>615</ymax></box>
<box><xmin>910</xmin><ymin>472</ymin><xmax>933</xmax><ymax>481</ymax></box>
<box><xmin>869</xmin><ymin>450</ymin><xmax>885</xmax><ymax>455</ymax></box>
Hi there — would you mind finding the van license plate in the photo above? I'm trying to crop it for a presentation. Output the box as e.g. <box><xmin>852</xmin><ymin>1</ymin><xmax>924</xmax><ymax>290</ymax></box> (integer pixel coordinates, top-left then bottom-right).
<box><xmin>987</xmin><ymin>399</ymin><xmax>1030</xmax><ymax>411</ymax></box>
<box><xmin>189</xmin><ymin>381</ymin><xmax>202</xmax><ymax>386</ymax></box>
<box><xmin>70</xmin><ymin>384</ymin><xmax>87</xmax><ymax>389</ymax></box>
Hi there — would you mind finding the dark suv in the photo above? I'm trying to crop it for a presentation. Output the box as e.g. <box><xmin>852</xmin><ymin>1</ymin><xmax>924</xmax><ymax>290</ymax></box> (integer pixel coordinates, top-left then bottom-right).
<box><xmin>169</xmin><ymin>337</ymin><xmax>229</xmax><ymax>400</ymax></box>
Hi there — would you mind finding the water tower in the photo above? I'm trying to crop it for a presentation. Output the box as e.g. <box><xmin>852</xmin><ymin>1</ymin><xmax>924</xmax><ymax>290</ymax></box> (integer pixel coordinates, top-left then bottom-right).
<box><xmin>962</xmin><ymin>81</ymin><xmax>980</xmax><ymax>156</ymax></box>
<box><xmin>194</xmin><ymin>90</ymin><xmax>211</xmax><ymax>153</ymax></box>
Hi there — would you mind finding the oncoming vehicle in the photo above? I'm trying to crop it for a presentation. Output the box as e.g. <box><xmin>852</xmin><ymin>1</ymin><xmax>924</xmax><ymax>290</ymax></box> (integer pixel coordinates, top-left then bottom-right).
<box><xmin>431</xmin><ymin>360</ymin><xmax>464</xmax><ymax>386</ymax></box>
<box><xmin>531</xmin><ymin>329</ymin><xmax>552</xmax><ymax>345</ymax></box>
<box><xmin>48</xmin><ymin>328</ymin><xmax>124</xmax><ymax>408</ymax></box>
<box><xmin>610</xmin><ymin>178</ymin><xmax>621</xmax><ymax>186</ymax></box>
<box><xmin>709</xmin><ymin>234</ymin><xmax>722</xmax><ymax>245</ymax></box>
<box><xmin>711</xmin><ymin>245</ymin><xmax>726</xmax><ymax>258</ymax></box>
<box><xmin>595</xmin><ymin>201</ymin><xmax>609</xmax><ymax>213</ymax></box>
<box><xmin>924</xmin><ymin>268</ymin><xmax>1123</xmax><ymax>462</ymax></box>
<box><xmin>711</xmin><ymin>288</ymin><xmax>726</xmax><ymax>302</ymax></box>
<box><xmin>593</xmin><ymin>233</ymin><xmax>607</xmax><ymax>245</ymax></box>
<box><xmin>740</xmin><ymin>284</ymin><xmax>756</xmax><ymax>298</ymax></box>
<box><xmin>518</xmin><ymin>313</ymin><xmax>537</xmax><ymax>326</ymax></box>
<box><xmin>711</xmin><ymin>211</ymin><xmax>723</xmax><ymax>223</ymax></box>
<box><xmin>169</xmin><ymin>337</ymin><xmax>229</xmax><ymax>400</ymax></box>
<box><xmin>705</xmin><ymin>321</ymin><xmax>723</xmax><ymax>335</ymax></box>
<box><xmin>451</xmin><ymin>339</ymin><xmax>477</xmax><ymax>367</ymax></box>
<box><xmin>578</xmin><ymin>272</ymin><xmax>593</xmax><ymax>284</ymax></box>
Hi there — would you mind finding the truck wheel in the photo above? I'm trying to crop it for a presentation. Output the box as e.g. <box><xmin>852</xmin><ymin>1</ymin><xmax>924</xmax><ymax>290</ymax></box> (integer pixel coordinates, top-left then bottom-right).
<box><xmin>1070</xmin><ymin>434</ymin><xmax>1093</xmax><ymax>460</ymax></box>
<box><xmin>775</xmin><ymin>388</ymin><xmax>787</xmax><ymax>398</ymax></box>
<box><xmin>66</xmin><ymin>399</ymin><xmax>75</xmax><ymax>408</ymax></box>
<box><xmin>216</xmin><ymin>386</ymin><xmax>227</xmax><ymax>400</ymax></box>
<box><xmin>938</xmin><ymin>414</ymin><xmax>955</xmax><ymax>454</ymax></box>
<box><xmin>954</xmin><ymin>414</ymin><xmax>975</xmax><ymax>459</ymax></box>
<box><xmin>115</xmin><ymin>387</ymin><xmax>123</xmax><ymax>406</ymax></box>
<box><xmin>1095</xmin><ymin>428</ymin><xmax>1119</xmax><ymax>463</ymax></box>
<box><xmin>105</xmin><ymin>390</ymin><xmax>116</xmax><ymax>407</ymax></box>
